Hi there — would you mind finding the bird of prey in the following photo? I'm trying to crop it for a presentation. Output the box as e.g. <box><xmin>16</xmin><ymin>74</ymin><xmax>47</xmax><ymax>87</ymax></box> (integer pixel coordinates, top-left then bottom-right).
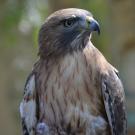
<box><xmin>20</xmin><ymin>8</ymin><xmax>127</xmax><ymax>135</ymax></box>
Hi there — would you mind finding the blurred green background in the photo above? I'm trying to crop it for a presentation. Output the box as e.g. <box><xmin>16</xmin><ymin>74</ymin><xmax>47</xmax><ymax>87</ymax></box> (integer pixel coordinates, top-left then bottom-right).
<box><xmin>0</xmin><ymin>0</ymin><xmax>135</xmax><ymax>134</ymax></box>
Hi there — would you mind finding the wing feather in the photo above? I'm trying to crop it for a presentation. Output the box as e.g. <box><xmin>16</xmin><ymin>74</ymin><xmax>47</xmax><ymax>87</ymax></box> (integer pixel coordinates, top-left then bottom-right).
<box><xmin>20</xmin><ymin>73</ymin><xmax>37</xmax><ymax>135</ymax></box>
<box><xmin>101</xmin><ymin>70</ymin><xmax>127</xmax><ymax>135</ymax></box>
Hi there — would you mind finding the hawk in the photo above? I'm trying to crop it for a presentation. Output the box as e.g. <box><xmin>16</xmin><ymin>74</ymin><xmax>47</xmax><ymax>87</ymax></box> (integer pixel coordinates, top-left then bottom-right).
<box><xmin>20</xmin><ymin>8</ymin><xmax>127</xmax><ymax>135</ymax></box>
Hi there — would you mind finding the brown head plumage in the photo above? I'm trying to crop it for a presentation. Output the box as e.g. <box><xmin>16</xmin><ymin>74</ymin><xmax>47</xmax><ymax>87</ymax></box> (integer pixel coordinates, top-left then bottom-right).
<box><xmin>38</xmin><ymin>8</ymin><xmax>100</xmax><ymax>58</ymax></box>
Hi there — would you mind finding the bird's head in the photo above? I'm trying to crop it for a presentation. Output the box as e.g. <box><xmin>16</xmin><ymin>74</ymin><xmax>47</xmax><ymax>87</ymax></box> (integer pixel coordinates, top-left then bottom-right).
<box><xmin>38</xmin><ymin>8</ymin><xmax>100</xmax><ymax>58</ymax></box>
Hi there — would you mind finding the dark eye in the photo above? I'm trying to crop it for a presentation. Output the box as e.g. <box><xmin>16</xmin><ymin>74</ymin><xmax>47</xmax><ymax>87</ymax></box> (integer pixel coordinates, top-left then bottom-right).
<box><xmin>63</xmin><ymin>18</ymin><xmax>76</xmax><ymax>27</ymax></box>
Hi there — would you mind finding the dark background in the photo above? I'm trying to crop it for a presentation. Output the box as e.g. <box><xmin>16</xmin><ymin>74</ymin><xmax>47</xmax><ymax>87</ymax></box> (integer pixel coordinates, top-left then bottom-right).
<box><xmin>0</xmin><ymin>0</ymin><xmax>135</xmax><ymax>134</ymax></box>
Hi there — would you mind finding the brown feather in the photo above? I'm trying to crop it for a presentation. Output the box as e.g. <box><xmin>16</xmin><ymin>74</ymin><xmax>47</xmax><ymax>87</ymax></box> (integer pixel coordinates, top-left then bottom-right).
<box><xmin>34</xmin><ymin>41</ymin><xmax>110</xmax><ymax>134</ymax></box>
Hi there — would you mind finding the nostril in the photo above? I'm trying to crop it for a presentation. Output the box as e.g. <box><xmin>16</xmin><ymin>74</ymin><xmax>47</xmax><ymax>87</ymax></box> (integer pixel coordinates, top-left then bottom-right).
<box><xmin>86</xmin><ymin>19</ymin><xmax>91</xmax><ymax>25</ymax></box>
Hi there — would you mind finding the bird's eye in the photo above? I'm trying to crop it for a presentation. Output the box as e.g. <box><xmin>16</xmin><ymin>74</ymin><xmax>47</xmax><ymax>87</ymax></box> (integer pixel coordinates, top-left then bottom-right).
<box><xmin>63</xmin><ymin>18</ymin><xmax>76</xmax><ymax>27</ymax></box>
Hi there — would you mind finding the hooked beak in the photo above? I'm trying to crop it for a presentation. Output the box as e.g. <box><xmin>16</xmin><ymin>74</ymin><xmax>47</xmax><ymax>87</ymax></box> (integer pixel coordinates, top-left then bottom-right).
<box><xmin>86</xmin><ymin>16</ymin><xmax>100</xmax><ymax>35</ymax></box>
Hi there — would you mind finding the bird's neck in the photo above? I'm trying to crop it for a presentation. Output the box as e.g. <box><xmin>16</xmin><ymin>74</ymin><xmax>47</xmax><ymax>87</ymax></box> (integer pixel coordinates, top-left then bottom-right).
<box><xmin>36</xmin><ymin>41</ymin><xmax>102</xmax><ymax>75</ymax></box>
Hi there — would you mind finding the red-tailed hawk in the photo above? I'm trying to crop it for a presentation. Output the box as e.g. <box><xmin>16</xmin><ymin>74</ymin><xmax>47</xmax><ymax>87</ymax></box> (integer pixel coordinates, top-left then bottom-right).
<box><xmin>20</xmin><ymin>8</ymin><xmax>127</xmax><ymax>135</ymax></box>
